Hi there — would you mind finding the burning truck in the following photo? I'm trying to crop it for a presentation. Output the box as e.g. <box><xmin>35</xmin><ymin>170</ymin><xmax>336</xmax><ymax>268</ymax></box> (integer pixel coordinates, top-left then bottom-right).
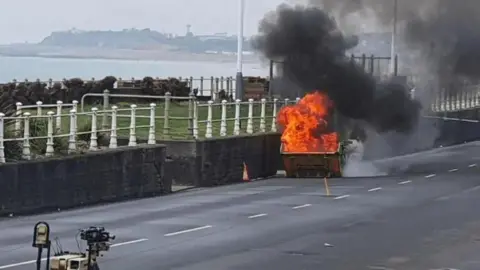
<box><xmin>278</xmin><ymin>91</ymin><xmax>354</xmax><ymax>178</ymax></box>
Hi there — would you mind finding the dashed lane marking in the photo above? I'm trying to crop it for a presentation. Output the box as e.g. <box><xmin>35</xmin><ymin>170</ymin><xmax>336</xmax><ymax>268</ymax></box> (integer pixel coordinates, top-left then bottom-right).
<box><xmin>368</xmin><ymin>187</ymin><xmax>382</xmax><ymax>192</ymax></box>
<box><xmin>248</xmin><ymin>213</ymin><xmax>268</xmax><ymax>219</ymax></box>
<box><xmin>334</xmin><ymin>195</ymin><xmax>350</xmax><ymax>200</ymax></box>
<box><xmin>164</xmin><ymin>225</ymin><xmax>213</xmax><ymax>237</ymax></box>
<box><xmin>0</xmin><ymin>238</ymin><xmax>148</xmax><ymax>269</ymax></box>
<box><xmin>469</xmin><ymin>164</ymin><xmax>477</xmax><ymax>168</ymax></box>
<box><xmin>398</xmin><ymin>180</ymin><xmax>411</xmax><ymax>185</ymax></box>
<box><xmin>292</xmin><ymin>204</ymin><xmax>311</xmax><ymax>209</ymax></box>
<box><xmin>425</xmin><ymin>174</ymin><xmax>436</xmax><ymax>178</ymax></box>
<box><xmin>448</xmin><ymin>168</ymin><xmax>458</xmax><ymax>172</ymax></box>
<box><xmin>111</xmin><ymin>238</ymin><xmax>148</xmax><ymax>247</ymax></box>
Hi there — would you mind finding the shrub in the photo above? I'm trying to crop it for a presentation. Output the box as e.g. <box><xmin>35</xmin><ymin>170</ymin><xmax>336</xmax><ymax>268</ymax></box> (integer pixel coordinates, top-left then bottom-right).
<box><xmin>76</xmin><ymin>120</ymin><xmax>109</xmax><ymax>146</ymax></box>
<box><xmin>3</xmin><ymin>128</ymin><xmax>23</xmax><ymax>161</ymax></box>
<box><xmin>28</xmin><ymin>118</ymin><xmax>69</xmax><ymax>156</ymax></box>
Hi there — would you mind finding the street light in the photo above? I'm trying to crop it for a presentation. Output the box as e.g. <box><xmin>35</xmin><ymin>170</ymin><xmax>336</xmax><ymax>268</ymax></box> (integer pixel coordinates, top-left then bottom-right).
<box><xmin>389</xmin><ymin>0</ymin><xmax>397</xmax><ymax>75</ymax></box>
<box><xmin>236</xmin><ymin>0</ymin><xmax>245</xmax><ymax>100</ymax></box>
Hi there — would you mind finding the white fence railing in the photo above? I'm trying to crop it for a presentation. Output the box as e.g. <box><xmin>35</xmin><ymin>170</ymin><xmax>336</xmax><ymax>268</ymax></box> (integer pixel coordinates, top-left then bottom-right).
<box><xmin>429</xmin><ymin>86</ymin><xmax>480</xmax><ymax>113</ymax></box>
<box><xmin>0</xmin><ymin>95</ymin><xmax>299</xmax><ymax>163</ymax></box>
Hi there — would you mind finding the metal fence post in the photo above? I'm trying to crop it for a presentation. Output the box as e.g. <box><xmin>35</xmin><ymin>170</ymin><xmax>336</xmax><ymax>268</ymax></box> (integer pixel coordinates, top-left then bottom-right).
<box><xmin>90</xmin><ymin>107</ymin><xmax>98</xmax><ymax>151</ymax></box>
<box><xmin>284</xmin><ymin>98</ymin><xmax>289</xmax><ymax>106</ymax></box>
<box><xmin>192</xmin><ymin>101</ymin><xmax>199</xmax><ymax>139</ymax></box>
<box><xmin>56</xmin><ymin>101</ymin><xmax>63</xmax><ymax>131</ymax></box>
<box><xmin>0</xmin><ymin>113</ymin><xmax>5</xmax><ymax>163</ymax></box>
<box><xmin>260</xmin><ymin>98</ymin><xmax>266</xmax><ymax>132</ymax></box>
<box><xmin>210</xmin><ymin>76</ymin><xmax>214</xmax><ymax>100</ymax></box>
<box><xmin>214</xmin><ymin>77</ymin><xmax>220</xmax><ymax>101</ymax></box>
<box><xmin>109</xmin><ymin>106</ymin><xmax>118</xmax><ymax>149</ymax></box>
<box><xmin>199</xmin><ymin>76</ymin><xmax>204</xmax><ymax>96</ymax></box>
<box><xmin>102</xmin><ymin>90</ymin><xmax>110</xmax><ymax>129</ymax></box>
<box><xmin>68</xmin><ymin>109</ymin><xmax>77</xmax><ymax>154</ymax></box>
<box><xmin>15</xmin><ymin>102</ymin><xmax>22</xmax><ymax>131</ymax></box>
<box><xmin>271</xmin><ymin>99</ymin><xmax>278</xmax><ymax>132</ymax></box>
<box><xmin>148</xmin><ymin>103</ymin><xmax>156</xmax><ymax>144</ymax></box>
<box><xmin>233</xmin><ymin>99</ymin><xmax>241</xmax><ymax>136</ymax></box>
<box><xmin>205</xmin><ymin>101</ymin><xmax>213</xmax><ymax>138</ymax></box>
<box><xmin>46</xmin><ymin>111</ymin><xmax>55</xmax><ymax>157</ymax></box>
<box><xmin>163</xmin><ymin>92</ymin><xmax>171</xmax><ymax>138</ymax></box>
<box><xmin>220</xmin><ymin>100</ymin><xmax>227</xmax><ymax>136</ymax></box>
<box><xmin>72</xmin><ymin>100</ymin><xmax>78</xmax><ymax>112</ymax></box>
<box><xmin>22</xmin><ymin>112</ymin><xmax>31</xmax><ymax>160</ymax></box>
<box><xmin>246</xmin><ymin>99</ymin><xmax>254</xmax><ymax>134</ymax></box>
<box><xmin>226</xmin><ymin>77</ymin><xmax>231</xmax><ymax>97</ymax></box>
<box><xmin>128</xmin><ymin>105</ymin><xmax>137</xmax><ymax>146</ymax></box>
<box><xmin>36</xmin><ymin>101</ymin><xmax>43</xmax><ymax>116</ymax></box>
<box><xmin>188</xmin><ymin>93</ymin><xmax>195</xmax><ymax>136</ymax></box>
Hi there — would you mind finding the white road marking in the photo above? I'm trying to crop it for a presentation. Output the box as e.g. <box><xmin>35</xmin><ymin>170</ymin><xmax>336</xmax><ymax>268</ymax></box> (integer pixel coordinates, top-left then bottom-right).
<box><xmin>164</xmin><ymin>225</ymin><xmax>213</xmax><ymax>237</ymax></box>
<box><xmin>0</xmin><ymin>238</ymin><xmax>148</xmax><ymax>269</ymax></box>
<box><xmin>425</xmin><ymin>174</ymin><xmax>436</xmax><ymax>178</ymax></box>
<box><xmin>334</xmin><ymin>195</ymin><xmax>350</xmax><ymax>200</ymax></box>
<box><xmin>469</xmin><ymin>163</ymin><xmax>477</xmax><ymax>168</ymax></box>
<box><xmin>398</xmin><ymin>180</ymin><xmax>411</xmax><ymax>185</ymax></box>
<box><xmin>368</xmin><ymin>187</ymin><xmax>382</xmax><ymax>192</ymax></box>
<box><xmin>292</xmin><ymin>204</ymin><xmax>311</xmax><ymax>209</ymax></box>
<box><xmin>448</xmin><ymin>168</ymin><xmax>458</xmax><ymax>172</ymax></box>
<box><xmin>248</xmin><ymin>213</ymin><xmax>268</xmax><ymax>219</ymax></box>
<box><xmin>110</xmin><ymin>238</ymin><xmax>148</xmax><ymax>247</ymax></box>
<box><xmin>0</xmin><ymin>259</ymin><xmax>43</xmax><ymax>269</ymax></box>
<box><xmin>461</xmin><ymin>185</ymin><xmax>480</xmax><ymax>194</ymax></box>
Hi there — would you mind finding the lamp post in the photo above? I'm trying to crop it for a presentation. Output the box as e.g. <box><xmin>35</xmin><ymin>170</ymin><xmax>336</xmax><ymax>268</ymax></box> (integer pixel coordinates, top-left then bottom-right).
<box><xmin>389</xmin><ymin>0</ymin><xmax>398</xmax><ymax>75</ymax></box>
<box><xmin>236</xmin><ymin>0</ymin><xmax>245</xmax><ymax>100</ymax></box>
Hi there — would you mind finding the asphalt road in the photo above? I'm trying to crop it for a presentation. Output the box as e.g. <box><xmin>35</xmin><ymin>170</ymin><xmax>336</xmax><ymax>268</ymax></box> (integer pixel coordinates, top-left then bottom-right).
<box><xmin>1</xmin><ymin>142</ymin><xmax>480</xmax><ymax>270</ymax></box>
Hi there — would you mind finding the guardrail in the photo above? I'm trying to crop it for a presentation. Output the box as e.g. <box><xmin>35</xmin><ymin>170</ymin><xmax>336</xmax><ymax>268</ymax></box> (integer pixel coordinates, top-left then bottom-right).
<box><xmin>14</xmin><ymin>100</ymin><xmax>78</xmax><ymax>132</ymax></box>
<box><xmin>429</xmin><ymin>86</ymin><xmax>480</xmax><ymax>113</ymax></box>
<box><xmin>0</xmin><ymin>96</ymin><xmax>299</xmax><ymax>163</ymax></box>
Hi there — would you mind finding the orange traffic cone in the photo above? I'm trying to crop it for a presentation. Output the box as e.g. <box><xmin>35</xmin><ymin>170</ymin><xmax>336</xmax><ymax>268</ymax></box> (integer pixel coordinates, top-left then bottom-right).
<box><xmin>243</xmin><ymin>162</ymin><xmax>250</xmax><ymax>182</ymax></box>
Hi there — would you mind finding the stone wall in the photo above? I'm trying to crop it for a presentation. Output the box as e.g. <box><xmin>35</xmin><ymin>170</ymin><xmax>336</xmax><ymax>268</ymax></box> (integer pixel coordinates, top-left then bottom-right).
<box><xmin>0</xmin><ymin>144</ymin><xmax>168</xmax><ymax>217</ymax></box>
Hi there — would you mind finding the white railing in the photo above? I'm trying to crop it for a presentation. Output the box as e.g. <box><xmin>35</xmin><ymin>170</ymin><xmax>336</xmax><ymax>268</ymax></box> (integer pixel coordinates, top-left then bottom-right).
<box><xmin>14</xmin><ymin>101</ymin><xmax>78</xmax><ymax>132</ymax></box>
<box><xmin>0</xmin><ymin>96</ymin><xmax>299</xmax><ymax>163</ymax></box>
<box><xmin>429</xmin><ymin>86</ymin><xmax>480</xmax><ymax>113</ymax></box>
<box><xmin>0</xmin><ymin>104</ymin><xmax>157</xmax><ymax>163</ymax></box>
<box><xmin>194</xmin><ymin>97</ymin><xmax>298</xmax><ymax>139</ymax></box>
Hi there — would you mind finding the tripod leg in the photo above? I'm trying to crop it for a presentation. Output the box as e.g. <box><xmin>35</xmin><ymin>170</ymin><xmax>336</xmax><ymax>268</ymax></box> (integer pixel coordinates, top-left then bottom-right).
<box><xmin>36</xmin><ymin>247</ymin><xmax>43</xmax><ymax>270</ymax></box>
<box><xmin>87</xmin><ymin>245</ymin><xmax>93</xmax><ymax>270</ymax></box>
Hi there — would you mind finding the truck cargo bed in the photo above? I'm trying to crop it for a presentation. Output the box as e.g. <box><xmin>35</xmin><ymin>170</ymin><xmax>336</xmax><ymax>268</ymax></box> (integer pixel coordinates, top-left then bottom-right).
<box><xmin>281</xmin><ymin>151</ymin><xmax>343</xmax><ymax>178</ymax></box>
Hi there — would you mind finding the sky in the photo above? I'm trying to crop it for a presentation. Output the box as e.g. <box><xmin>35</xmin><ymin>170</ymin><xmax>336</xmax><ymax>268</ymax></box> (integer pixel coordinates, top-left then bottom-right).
<box><xmin>0</xmin><ymin>0</ymin><xmax>295</xmax><ymax>44</ymax></box>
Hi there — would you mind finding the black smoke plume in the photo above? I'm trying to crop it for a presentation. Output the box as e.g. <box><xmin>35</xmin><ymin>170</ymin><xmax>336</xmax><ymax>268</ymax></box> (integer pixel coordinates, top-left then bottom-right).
<box><xmin>252</xmin><ymin>4</ymin><xmax>421</xmax><ymax>133</ymax></box>
<box><xmin>309</xmin><ymin>0</ymin><xmax>480</xmax><ymax>83</ymax></box>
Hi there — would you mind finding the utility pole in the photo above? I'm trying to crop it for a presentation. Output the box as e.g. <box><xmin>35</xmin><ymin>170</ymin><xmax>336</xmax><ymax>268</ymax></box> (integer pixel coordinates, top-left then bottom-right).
<box><xmin>389</xmin><ymin>0</ymin><xmax>397</xmax><ymax>75</ymax></box>
<box><xmin>235</xmin><ymin>0</ymin><xmax>245</xmax><ymax>100</ymax></box>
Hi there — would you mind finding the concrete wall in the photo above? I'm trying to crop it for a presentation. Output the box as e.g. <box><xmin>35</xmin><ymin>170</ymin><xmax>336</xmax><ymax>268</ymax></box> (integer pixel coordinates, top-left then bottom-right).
<box><xmin>197</xmin><ymin>133</ymin><xmax>281</xmax><ymax>186</ymax></box>
<box><xmin>0</xmin><ymin>144</ymin><xmax>169</xmax><ymax>217</ymax></box>
<box><xmin>119</xmin><ymin>133</ymin><xmax>282</xmax><ymax>187</ymax></box>
<box><xmin>364</xmin><ymin>114</ymin><xmax>480</xmax><ymax>160</ymax></box>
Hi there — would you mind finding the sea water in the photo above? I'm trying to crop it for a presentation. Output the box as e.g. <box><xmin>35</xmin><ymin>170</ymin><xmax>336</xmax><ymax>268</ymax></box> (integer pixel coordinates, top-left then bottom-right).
<box><xmin>0</xmin><ymin>56</ymin><xmax>269</xmax><ymax>82</ymax></box>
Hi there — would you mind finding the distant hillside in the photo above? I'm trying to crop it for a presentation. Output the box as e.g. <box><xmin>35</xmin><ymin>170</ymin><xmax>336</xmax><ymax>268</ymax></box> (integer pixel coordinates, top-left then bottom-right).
<box><xmin>39</xmin><ymin>28</ymin><xmax>252</xmax><ymax>53</ymax></box>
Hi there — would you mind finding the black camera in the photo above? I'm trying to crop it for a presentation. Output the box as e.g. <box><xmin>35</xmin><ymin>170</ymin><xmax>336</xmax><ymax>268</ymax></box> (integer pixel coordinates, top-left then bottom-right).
<box><xmin>80</xmin><ymin>227</ymin><xmax>115</xmax><ymax>245</ymax></box>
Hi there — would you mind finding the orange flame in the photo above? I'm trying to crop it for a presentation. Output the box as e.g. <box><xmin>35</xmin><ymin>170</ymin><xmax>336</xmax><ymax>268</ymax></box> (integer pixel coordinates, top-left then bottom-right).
<box><xmin>278</xmin><ymin>91</ymin><xmax>339</xmax><ymax>153</ymax></box>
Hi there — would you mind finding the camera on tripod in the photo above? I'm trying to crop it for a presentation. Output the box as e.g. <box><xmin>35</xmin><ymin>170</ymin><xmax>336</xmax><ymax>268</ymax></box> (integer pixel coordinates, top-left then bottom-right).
<box><xmin>80</xmin><ymin>227</ymin><xmax>115</xmax><ymax>252</ymax></box>
<box><xmin>80</xmin><ymin>227</ymin><xmax>115</xmax><ymax>244</ymax></box>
